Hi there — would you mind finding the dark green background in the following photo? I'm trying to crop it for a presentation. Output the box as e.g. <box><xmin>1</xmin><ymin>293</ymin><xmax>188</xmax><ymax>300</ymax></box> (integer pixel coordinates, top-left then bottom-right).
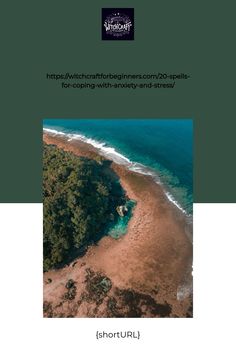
<box><xmin>1</xmin><ymin>1</ymin><xmax>235</xmax><ymax>202</ymax></box>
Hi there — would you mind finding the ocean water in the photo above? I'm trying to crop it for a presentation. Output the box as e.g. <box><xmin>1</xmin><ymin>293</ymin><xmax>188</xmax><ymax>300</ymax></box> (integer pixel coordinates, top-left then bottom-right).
<box><xmin>43</xmin><ymin>119</ymin><xmax>193</xmax><ymax>215</ymax></box>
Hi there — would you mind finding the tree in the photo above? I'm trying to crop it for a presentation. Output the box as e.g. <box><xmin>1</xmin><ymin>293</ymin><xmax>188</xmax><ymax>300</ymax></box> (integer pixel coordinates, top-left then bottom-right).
<box><xmin>43</xmin><ymin>143</ymin><xmax>124</xmax><ymax>271</ymax></box>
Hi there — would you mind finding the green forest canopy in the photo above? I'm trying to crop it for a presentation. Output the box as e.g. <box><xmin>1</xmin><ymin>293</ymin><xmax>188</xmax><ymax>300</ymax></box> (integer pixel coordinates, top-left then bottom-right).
<box><xmin>43</xmin><ymin>143</ymin><xmax>124</xmax><ymax>271</ymax></box>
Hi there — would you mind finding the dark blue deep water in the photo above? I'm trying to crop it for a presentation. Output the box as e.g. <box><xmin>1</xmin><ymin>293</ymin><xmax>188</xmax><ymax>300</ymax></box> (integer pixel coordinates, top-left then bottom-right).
<box><xmin>43</xmin><ymin>119</ymin><xmax>193</xmax><ymax>214</ymax></box>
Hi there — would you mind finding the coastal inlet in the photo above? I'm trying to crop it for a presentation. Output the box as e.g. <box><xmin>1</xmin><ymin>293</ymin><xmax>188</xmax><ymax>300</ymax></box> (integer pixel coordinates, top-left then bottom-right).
<box><xmin>107</xmin><ymin>200</ymin><xmax>136</xmax><ymax>239</ymax></box>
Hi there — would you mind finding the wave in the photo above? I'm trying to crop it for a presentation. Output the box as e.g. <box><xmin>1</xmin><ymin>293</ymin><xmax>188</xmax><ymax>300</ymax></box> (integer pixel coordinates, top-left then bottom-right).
<box><xmin>44</xmin><ymin>128</ymin><xmax>67</xmax><ymax>136</ymax></box>
<box><xmin>43</xmin><ymin>127</ymin><xmax>190</xmax><ymax>215</ymax></box>
<box><xmin>177</xmin><ymin>282</ymin><xmax>193</xmax><ymax>301</ymax></box>
<box><xmin>165</xmin><ymin>192</ymin><xmax>187</xmax><ymax>214</ymax></box>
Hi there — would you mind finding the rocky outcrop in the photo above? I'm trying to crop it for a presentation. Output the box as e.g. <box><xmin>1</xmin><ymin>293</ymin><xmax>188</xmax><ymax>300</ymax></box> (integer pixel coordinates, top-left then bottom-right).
<box><xmin>116</xmin><ymin>205</ymin><xmax>128</xmax><ymax>217</ymax></box>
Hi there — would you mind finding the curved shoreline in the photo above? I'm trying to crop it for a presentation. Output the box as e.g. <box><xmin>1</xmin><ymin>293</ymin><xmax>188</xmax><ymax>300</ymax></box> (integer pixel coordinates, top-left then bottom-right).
<box><xmin>43</xmin><ymin>127</ymin><xmax>192</xmax><ymax>216</ymax></box>
<box><xmin>43</xmin><ymin>132</ymin><xmax>193</xmax><ymax>317</ymax></box>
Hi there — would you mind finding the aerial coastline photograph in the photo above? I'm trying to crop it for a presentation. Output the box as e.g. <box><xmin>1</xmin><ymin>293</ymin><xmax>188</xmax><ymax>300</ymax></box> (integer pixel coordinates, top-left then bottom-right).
<box><xmin>43</xmin><ymin>118</ymin><xmax>193</xmax><ymax>318</ymax></box>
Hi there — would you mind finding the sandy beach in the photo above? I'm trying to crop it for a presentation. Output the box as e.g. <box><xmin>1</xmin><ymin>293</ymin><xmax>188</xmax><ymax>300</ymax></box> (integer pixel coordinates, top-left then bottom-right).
<box><xmin>43</xmin><ymin>132</ymin><xmax>193</xmax><ymax>317</ymax></box>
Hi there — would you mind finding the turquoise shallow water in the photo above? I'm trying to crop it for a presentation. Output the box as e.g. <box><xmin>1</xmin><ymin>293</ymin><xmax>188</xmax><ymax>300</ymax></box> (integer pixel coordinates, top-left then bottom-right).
<box><xmin>43</xmin><ymin>119</ymin><xmax>193</xmax><ymax>215</ymax></box>
<box><xmin>107</xmin><ymin>200</ymin><xmax>136</xmax><ymax>239</ymax></box>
